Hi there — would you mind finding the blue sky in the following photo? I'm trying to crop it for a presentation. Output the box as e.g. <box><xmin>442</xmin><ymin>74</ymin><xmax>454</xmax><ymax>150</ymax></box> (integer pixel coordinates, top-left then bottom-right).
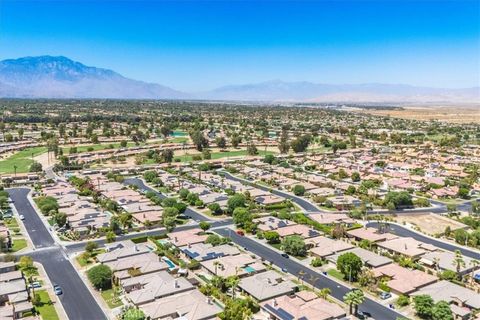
<box><xmin>1</xmin><ymin>0</ymin><xmax>479</xmax><ymax>91</ymax></box>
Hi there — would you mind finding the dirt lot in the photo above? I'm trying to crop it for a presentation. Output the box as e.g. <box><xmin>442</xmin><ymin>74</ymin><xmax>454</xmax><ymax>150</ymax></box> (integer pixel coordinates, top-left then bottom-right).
<box><xmin>350</xmin><ymin>105</ymin><xmax>480</xmax><ymax>123</ymax></box>
<box><xmin>393</xmin><ymin>213</ymin><xmax>468</xmax><ymax>235</ymax></box>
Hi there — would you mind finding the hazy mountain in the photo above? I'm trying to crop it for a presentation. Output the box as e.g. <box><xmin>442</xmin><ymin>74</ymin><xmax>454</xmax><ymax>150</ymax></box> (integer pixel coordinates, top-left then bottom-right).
<box><xmin>0</xmin><ymin>56</ymin><xmax>186</xmax><ymax>99</ymax></box>
<box><xmin>0</xmin><ymin>56</ymin><xmax>478</xmax><ymax>103</ymax></box>
<box><xmin>202</xmin><ymin>80</ymin><xmax>480</xmax><ymax>103</ymax></box>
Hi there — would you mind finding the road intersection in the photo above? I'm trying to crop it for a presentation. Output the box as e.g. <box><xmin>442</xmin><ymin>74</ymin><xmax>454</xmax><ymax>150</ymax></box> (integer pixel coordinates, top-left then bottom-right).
<box><xmin>6</xmin><ymin>174</ymin><xmax>479</xmax><ymax>320</ymax></box>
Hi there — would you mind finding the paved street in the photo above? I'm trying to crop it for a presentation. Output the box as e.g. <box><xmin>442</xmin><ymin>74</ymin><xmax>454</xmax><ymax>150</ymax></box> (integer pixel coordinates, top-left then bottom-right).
<box><xmin>221</xmin><ymin>171</ymin><xmax>321</xmax><ymax>212</ymax></box>
<box><xmin>367</xmin><ymin>221</ymin><xmax>480</xmax><ymax>260</ymax></box>
<box><xmin>7</xmin><ymin>179</ymin><xmax>478</xmax><ymax>320</ymax></box>
<box><xmin>215</xmin><ymin>227</ymin><xmax>405</xmax><ymax>320</ymax></box>
<box><xmin>7</xmin><ymin>188</ymin><xmax>107</xmax><ymax>320</ymax></box>
<box><xmin>8</xmin><ymin>188</ymin><xmax>55</xmax><ymax>248</ymax></box>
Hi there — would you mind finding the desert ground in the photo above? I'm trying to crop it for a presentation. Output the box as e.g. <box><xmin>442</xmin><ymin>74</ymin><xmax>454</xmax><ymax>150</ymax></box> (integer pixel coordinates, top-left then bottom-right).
<box><xmin>393</xmin><ymin>213</ymin><xmax>467</xmax><ymax>235</ymax></box>
<box><xmin>349</xmin><ymin>104</ymin><xmax>480</xmax><ymax>123</ymax></box>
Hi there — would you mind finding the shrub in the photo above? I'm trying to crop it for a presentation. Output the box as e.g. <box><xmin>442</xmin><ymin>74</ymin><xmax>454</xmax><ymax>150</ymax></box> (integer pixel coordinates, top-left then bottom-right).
<box><xmin>292</xmin><ymin>185</ymin><xmax>306</xmax><ymax>196</ymax></box>
<box><xmin>396</xmin><ymin>295</ymin><xmax>410</xmax><ymax>307</ymax></box>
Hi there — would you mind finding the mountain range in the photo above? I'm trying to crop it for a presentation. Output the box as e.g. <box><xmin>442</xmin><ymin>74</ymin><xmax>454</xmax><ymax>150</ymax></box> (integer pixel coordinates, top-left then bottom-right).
<box><xmin>0</xmin><ymin>56</ymin><xmax>478</xmax><ymax>103</ymax></box>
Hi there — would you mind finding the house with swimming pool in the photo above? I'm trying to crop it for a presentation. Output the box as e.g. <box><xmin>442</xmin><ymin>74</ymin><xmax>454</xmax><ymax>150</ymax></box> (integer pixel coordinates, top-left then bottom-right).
<box><xmin>201</xmin><ymin>253</ymin><xmax>266</xmax><ymax>278</ymax></box>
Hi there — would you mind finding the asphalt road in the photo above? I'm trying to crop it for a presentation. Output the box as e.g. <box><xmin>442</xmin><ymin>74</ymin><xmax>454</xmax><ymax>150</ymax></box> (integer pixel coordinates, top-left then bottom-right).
<box><xmin>215</xmin><ymin>227</ymin><xmax>404</xmax><ymax>320</ymax></box>
<box><xmin>367</xmin><ymin>221</ymin><xmax>480</xmax><ymax>260</ymax></box>
<box><xmin>221</xmin><ymin>171</ymin><xmax>320</xmax><ymax>212</ymax></box>
<box><xmin>8</xmin><ymin>188</ymin><xmax>107</xmax><ymax>320</ymax></box>
<box><xmin>123</xmin><ymin>177</ymin><xmax>221</xmax><ymax>223</ymax></box>
<box><xmin>8</xmin><ymin>188</ymin><xmax>55</xmax><ymax>249</ymax></box>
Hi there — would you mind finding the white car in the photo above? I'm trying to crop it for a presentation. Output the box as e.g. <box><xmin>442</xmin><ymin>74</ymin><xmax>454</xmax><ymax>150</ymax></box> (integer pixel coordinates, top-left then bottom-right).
<box><xmin>19</xmin><ymin>215</ymin><xmax>25</xmax><ymax>220</ymax></box>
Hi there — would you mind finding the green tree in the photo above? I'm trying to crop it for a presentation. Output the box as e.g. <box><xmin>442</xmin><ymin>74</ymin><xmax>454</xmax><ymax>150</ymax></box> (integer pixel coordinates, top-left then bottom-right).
<box><xmin>106</xmin><ymin>231</ymin><xmax>116</xmax><ymax>243</ymax></box>
<box><xmin>215</xmin><ymin>136</ymin><xmax>227</xmax><ymax>149</ymax></box>
<box><xmin>263</xmin><ymin>231</ymin><xmax>280</xmax><ymax>244</ymax></box>
<box><xmin>199</xmin><ymin>221</ymin><xmax>211</xmax><ymax>231</ymax></box>
<box><xmin>227</xmin><ymin>193</ymin><xmax>246</xmax><ymax>214</ymax></box>
<box><xmin>292</xmin><ymin>185</ymin><xmax>306</xmax><ymax>196</ymax></box>
<box><xmin>432</xmin><ymin>301</ymin><xmax>453</xmax><ymax>320</ymax></box>
<box><xmin>29</xmin><ymin>161</ymin><xmax>43</xmax><ymax>172</ymax></box>
<box><xmin>351</xmin><ymin>171</ymin><xmax>361</xmax><ymax>182</ymax></box>
<box><xmin>337</xmin><ymin>252</ymin><xmax>363</xmax><ymax>282</ymax></box>
<box><xmin>87</xmin><ymin>264</ymin><xmax>112</xmax><ymax>290</ymax></box>
<box><xmin>54</xmin><ymin>211</ymin><xmax>67</xmax><ymax>227</ymax></box>
<box><xmin>208</xmin><ymin>203</ymin><xmax>222</xmax><ymax>215</ymax></box>
<box><xmin>413</xmin><ymin>294</ymin><xmax>434</xmax><ymax>319</ymax></box>
<box><xmin>85</xmin><ymin>241</ymin><xmax>98</xmax><ymax>253</ymax></box>
<box><xmin>396</xmin><ymin>295</ymin><xmax>410</xmax><ymax>307</ymax></box>
<box><xmin>232</xmin><ymin>207</ymin><xmax>252</xmax><ymax>228</ymax></box>
<box><xmin>246</xmin><ymin>143</ymin><xmax>258</xmax><ymax>156</ymax></box>
<box><xmin>452</xmin><ymin>250</ymin><xmax>465</xmax><ymax>276</ymax></box>
<box><xmin>290</xmin><ymin>134</ymin><xmax>312</xmax><ymax>153</ymax></box>
<box><xmin>281</xmin><ymin>235</ymin><xmax>306</xmax><ymax>256</ymax></box>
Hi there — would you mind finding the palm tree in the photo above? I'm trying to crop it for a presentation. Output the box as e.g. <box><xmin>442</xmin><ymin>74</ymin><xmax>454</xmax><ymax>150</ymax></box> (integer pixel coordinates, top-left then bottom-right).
<box><xmin>298</xmin><ymin>269</ymin><xmax>306</xmax><ymax>285</ymax></box>
<box><xmin>211</xmin><ymin>276</ymin><xmax>225</xmax><ymax>291</ymax></box>
<box><xmin>433</xmin><ymin>257</ymin><xmax>440</xmax><ymax>272</ymax></box>
<box><xmin>226</xmin><ymin>276</ymin><xmax>240</xmax><ymax>299</ymax></box>
<box><xmin>213</xmin><ymin>260</ymin><xmax>222</xmax><ymax>275</ymax></box>
<box><xmin>318</xmin><ymin>287</ymin><xmax>331</xmax><ymax>299</ymax></box>
<box><xmin>343</xmin><ymin>289</ymin><xmax>365</xmax><ymax>315</ymax></box>
<box><xmin>469</xmin><ymin>260</ymin><xmax>479</xmax><ymax>285</ymax></box>
<box><xmin>453</xmin><ymin>250</ymin><xmax>466</xmax><ymax>277</ymax></box>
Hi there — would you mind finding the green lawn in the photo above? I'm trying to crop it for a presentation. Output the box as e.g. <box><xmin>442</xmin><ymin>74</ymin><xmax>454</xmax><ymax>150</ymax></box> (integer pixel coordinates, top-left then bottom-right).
<box><xmin>5</xmin><ymin>218</ymin><xmax>19</xmax><ymax>228</ymax></box>
<box><xmin>172</xmin><ymin>149</ymin><xmax>276</xmax><ymax>163</ymax></box>
<box><xmin>169</xmin><ymin>137</ymin><xmax>189</xmax><ymax>143</ymax></box>
<box><xmin>101</xmin><ymin>288</ymin><xmax>123</xmax><ymax>308</ymax></box>
<box><xmin>11</xmin><ymin>239</ymin><xmax>27</xmax><ymax>252</ymax></box>
<box><xmin>34</xmin><ymin>290</ymin><xmax>60</xmax><ymax>320</ymax></box>
<box><xmin>61</xmin><ymin>142</ymin><xmax>140</xmax><ymax>154</ymax></box>
<box><xmin>0</xmin><ymin>147</ymin><xmax>47</xmax><ymax>174</ymax></box>
<box><xmin>327</xmin><ymin>268</ymin><xmax>345</xmax><ymax>281</ymax></box>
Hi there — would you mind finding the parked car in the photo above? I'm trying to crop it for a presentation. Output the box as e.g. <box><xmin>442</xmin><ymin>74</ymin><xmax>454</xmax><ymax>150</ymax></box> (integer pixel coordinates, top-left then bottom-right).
<box><xmin>281</xmin><ymin>253</ymin><xmax>289</xmax><ymax>258</ymax></box>
<box><xmin>19</xmin><ymin>215</ymin><xmax>25</xmax><ymax>220</ymax></box>
<box><xmin>380</xmin><ymin>292</ymin><xmax>392</xmax><ymax>300</ymax></box>
<box><xmin>53</xmin><ymin>285</ymin><xmax>63</xmax><ymax>295</ymax></box>
<box><xmin>236</xmin><ymin>230</ymin><xmax>245</xmax><ymax>236</ymax></box>
<box><xmin>281</xmin><ymin>267</ymin><xmax>288</xmax><ymax>273</ymax></box>
<box><xmin>357</xmin><ymin>311</ymin><xmax>372</xmax><ymax>319</ymax></box>
<box><xmin>28</xmin><ymin>282</ymin><xmax>42</xmax><ymax>289</ymax></box>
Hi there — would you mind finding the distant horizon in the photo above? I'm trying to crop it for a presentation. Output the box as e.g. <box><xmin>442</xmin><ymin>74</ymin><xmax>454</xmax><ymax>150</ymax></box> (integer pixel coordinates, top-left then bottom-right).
<box><xmin>1</xmin><ymin>0</ymin><xmax>479</xmax><ymax>91</ymax></box>
<box><xmin>2</xmin><ymin>55</ymin><xmax>479</xmax><ymax>92</ymax></box>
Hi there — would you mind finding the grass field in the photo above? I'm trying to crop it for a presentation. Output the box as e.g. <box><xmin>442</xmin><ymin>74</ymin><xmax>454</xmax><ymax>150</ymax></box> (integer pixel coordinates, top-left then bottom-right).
<box><xmin>61</xmin><ymin>142</ymin><xmax>141</xmax><ymax>154</ymax></box>
<box><xmin>172</xmin><ymin>150</ymin><xmax>276</xmax><ymax>162</ymax></box>
<box><xmin>0</xmin><ymin>147</ymin><xmax>47</xmax><ymax>174</ymax></box>
<box><xmin>11</xmin><ymin>239</ymin><xmax>27</xmax><ymax>252</ymax></box>
<box><xmin>101</xmin><ymin>288</ymin><xmax>123</xmax><ymax>308</ymax></box>
<box><xmin>327</xmin><ymin>268</ymin><xmax>345</xmax><ymax>281</ymax></box>
<box><xmin>34</xmin><ymin>290</ymin><xmax>60</xmax><ymax>320</ymax></box>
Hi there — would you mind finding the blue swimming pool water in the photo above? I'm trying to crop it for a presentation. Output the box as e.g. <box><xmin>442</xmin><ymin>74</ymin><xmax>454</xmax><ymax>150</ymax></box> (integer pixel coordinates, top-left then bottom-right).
<box><xmin>244</xmin><ymin>266</ymin><xmax>255</xmax><ymax>273</ymax></box>
<box><xmin>162</xmin><ymin>257</ymin><xmax>176</xmax><ymax>269</ymax></box>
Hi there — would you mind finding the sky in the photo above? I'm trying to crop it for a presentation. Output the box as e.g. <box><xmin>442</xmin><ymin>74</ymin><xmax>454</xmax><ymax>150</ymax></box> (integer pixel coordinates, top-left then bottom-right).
<box><xmin>0</xmin><ymin>0</ymin><xmax>479</xmax><ymax>91</ymax></box>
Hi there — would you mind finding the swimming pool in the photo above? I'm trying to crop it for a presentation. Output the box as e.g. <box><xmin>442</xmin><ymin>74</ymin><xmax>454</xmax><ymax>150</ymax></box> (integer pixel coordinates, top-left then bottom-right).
<box><xmin>244</xmin><ymin>266</ymin><xmax>256</xmax><ymax>273</ymax></box>
<box><xmin>162</xmin><ymin>257</ymin><xmax>176</xmax><ymax>270</ymax></box>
